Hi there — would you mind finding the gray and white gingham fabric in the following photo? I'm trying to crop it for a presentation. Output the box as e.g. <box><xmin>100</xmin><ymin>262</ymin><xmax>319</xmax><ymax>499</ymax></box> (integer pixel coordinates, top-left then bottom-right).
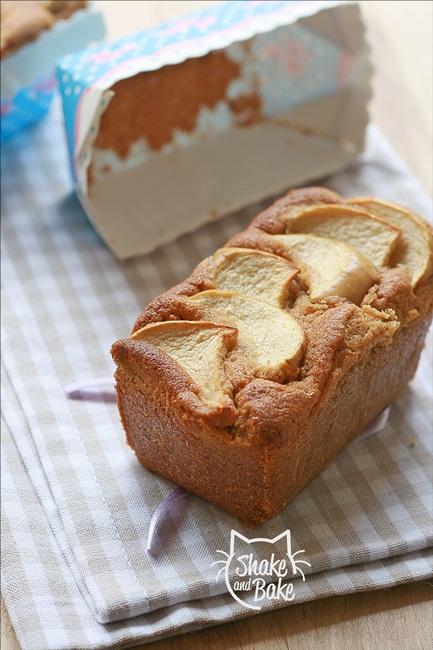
<box><xmin>1</xmin><ymin>100</ymin><xmax>433</xmax><ymax>649</ymax></box>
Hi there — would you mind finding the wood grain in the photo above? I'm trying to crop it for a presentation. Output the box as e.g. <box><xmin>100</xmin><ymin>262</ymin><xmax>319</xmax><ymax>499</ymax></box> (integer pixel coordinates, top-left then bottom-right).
<box><xmin>2</xmin><ymin>582</ymin><xmax>433</xmax><ymax>649</ymax></box>
<box><xmin>142</xmin><ymin>582</ymin><xmax>433</xmax><ymax>650</ymax></box>
<box><xmin>2</xmin><ymin>2</ymin><xmax>432</xmax><ymax>648</ymax></box>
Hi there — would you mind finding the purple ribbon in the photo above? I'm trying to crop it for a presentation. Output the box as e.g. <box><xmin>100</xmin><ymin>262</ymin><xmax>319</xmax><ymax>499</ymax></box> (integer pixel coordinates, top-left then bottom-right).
<box><xmin>64</xmin><ymin>377</ymin><xmax>116</xmax><ymax>403</ymax></box>
<box><xmin>146</xmin><ymin>487</ymin><xmax>188</xmax><ymax>555</ymax></box>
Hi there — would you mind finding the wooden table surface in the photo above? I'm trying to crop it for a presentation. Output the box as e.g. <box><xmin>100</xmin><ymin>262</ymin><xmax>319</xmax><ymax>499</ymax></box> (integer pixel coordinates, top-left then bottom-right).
<box><xmin>2</xmin><ymin>2</ymin><xmax>432</xmax><ymax>649</ymax></box>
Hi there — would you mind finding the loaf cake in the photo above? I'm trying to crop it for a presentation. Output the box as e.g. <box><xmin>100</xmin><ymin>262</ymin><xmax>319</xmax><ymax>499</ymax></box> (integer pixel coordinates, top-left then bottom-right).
<box><xmin>112</xmin><ymin>188</ymin><xmax>433</xmax><ymax>523</ymax></box>
<box><xmin>1</xmin><ymin>0</ymin><xmax>86</xmax><ymax>58</ymax></box>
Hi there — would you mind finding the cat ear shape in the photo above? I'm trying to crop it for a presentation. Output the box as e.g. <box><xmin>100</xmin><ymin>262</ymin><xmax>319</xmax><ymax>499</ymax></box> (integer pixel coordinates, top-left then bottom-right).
<box><xmin>269</xmin><ymin>529</ymin><xmax>292</xmax><ymax>556</ymax></box>
<box><xmin>229</xmin><ymin>529</ymin><xmax>251</xmax><ymax>552</ymax></box>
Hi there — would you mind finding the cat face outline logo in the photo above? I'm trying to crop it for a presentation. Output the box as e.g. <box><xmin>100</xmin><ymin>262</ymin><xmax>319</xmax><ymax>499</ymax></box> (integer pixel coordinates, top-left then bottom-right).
<box><xmin>212</xmin><ymin>529</ymin><xmax>311</xmax><ymax>611</ymax></box>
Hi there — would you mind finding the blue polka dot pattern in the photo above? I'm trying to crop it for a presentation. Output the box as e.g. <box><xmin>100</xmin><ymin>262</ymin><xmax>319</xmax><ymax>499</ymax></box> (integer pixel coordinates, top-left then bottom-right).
<box><xmin>1</xmin><ymin>75</ymin><xmax>56</xmax><ymax>142</ymax></box>
<box><xmin>56</xmin><ymin>0</ymin><xmax>357</xmax><ymax>185</ymax></box>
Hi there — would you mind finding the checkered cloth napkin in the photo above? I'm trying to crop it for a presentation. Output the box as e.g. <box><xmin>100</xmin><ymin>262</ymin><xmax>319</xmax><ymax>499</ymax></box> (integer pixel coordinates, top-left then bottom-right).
<box><xmin>2</xmin><ymin>100</ymin><xmax>433</xmax><ymax>649</ymax></box>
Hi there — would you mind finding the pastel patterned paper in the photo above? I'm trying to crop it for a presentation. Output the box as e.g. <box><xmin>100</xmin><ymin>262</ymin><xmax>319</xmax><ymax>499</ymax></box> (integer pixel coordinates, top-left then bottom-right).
<box><xmin>56</xmin><ymin>0</ymin><xmax>372</xmax><ymax>260</ymax></box>
<box><xmin>58</xmin><ymin>0</ymin><xmax>347</xmax><ymax>180</ymax></box>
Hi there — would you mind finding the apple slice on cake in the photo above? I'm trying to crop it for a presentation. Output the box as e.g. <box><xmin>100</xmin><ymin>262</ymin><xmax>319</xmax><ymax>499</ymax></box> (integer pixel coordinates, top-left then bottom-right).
<box><xmin>348</xmin><ymin>197</ymin><xmax>433</xmax><ymax>286</ymax></box>
<box><xmin>186</xmin><ymin>290</ymin><xmax>305</xmax><ymax>381</ymax></box>
<box><xmin>272</xmin><ymin>234</ymin><xmax>379</xmax><ymax>304</ymax></box>
<box><xmin>131</xmin><ymin>321</ymin><xmax>236</xmax><ymax>411</ymax></box>
<box><xmin>281</xmin><ymin>205</ymin><xmax>400</xmax><ymax>268</ymax></box>
<box><xmin>207</xmin><ymin>247</ymin><xmax>298</xmax><ymax>307</ymax></box>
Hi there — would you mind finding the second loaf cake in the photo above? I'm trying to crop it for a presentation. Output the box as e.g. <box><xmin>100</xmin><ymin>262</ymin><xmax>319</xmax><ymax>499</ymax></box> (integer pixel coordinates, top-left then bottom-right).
<box><xmin>112</xmin><ymin>187</ymin><xmax>433</xmax><ymax>523</ymax></box>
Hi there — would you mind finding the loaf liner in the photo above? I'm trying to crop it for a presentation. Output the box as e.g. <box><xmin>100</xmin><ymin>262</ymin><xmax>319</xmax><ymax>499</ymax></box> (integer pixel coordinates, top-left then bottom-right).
<box><xmin>56</xmin><ymin>0</ymin><xmax>372</xmax><ymax>259</ymax></box>
<box><xmin>1</xmin><ymin>3</ymin><xmax>105</xmax><ymax>142</ymax></box>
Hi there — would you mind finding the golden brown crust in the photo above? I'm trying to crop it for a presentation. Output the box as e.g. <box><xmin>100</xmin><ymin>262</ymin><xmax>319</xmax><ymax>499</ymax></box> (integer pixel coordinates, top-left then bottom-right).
<box><xmin>48</xmin><ymin>0</ymin><xmax>86</xmax><ymax>19</ymax></box>
<box><xmin>113</xmin><ymin>187</ymin><xmax>433</xmax><ymax>523</ymax></box>
<box><xmin>243</xmin><ymin>186</ymin><xmax>344</xmax><ymax>233</ymax></box>
<box><xmin>112</xmin><ymin>327</ymin><xmax>238</xmax><ymax>429</ymax></box>
<box><xmin>0</xmin><ymin>0</ymin><xmax>86</xmax><ymax>58</ymax></box>
<box><xmin>116</xmin><ymin>306</ymin><xmax>430</xmax><ymax>523</ymax></box>
<box><xmin>115</xmin><ymin>366</ymin><xmax>272</xmax><ymax>522</ymax></box>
